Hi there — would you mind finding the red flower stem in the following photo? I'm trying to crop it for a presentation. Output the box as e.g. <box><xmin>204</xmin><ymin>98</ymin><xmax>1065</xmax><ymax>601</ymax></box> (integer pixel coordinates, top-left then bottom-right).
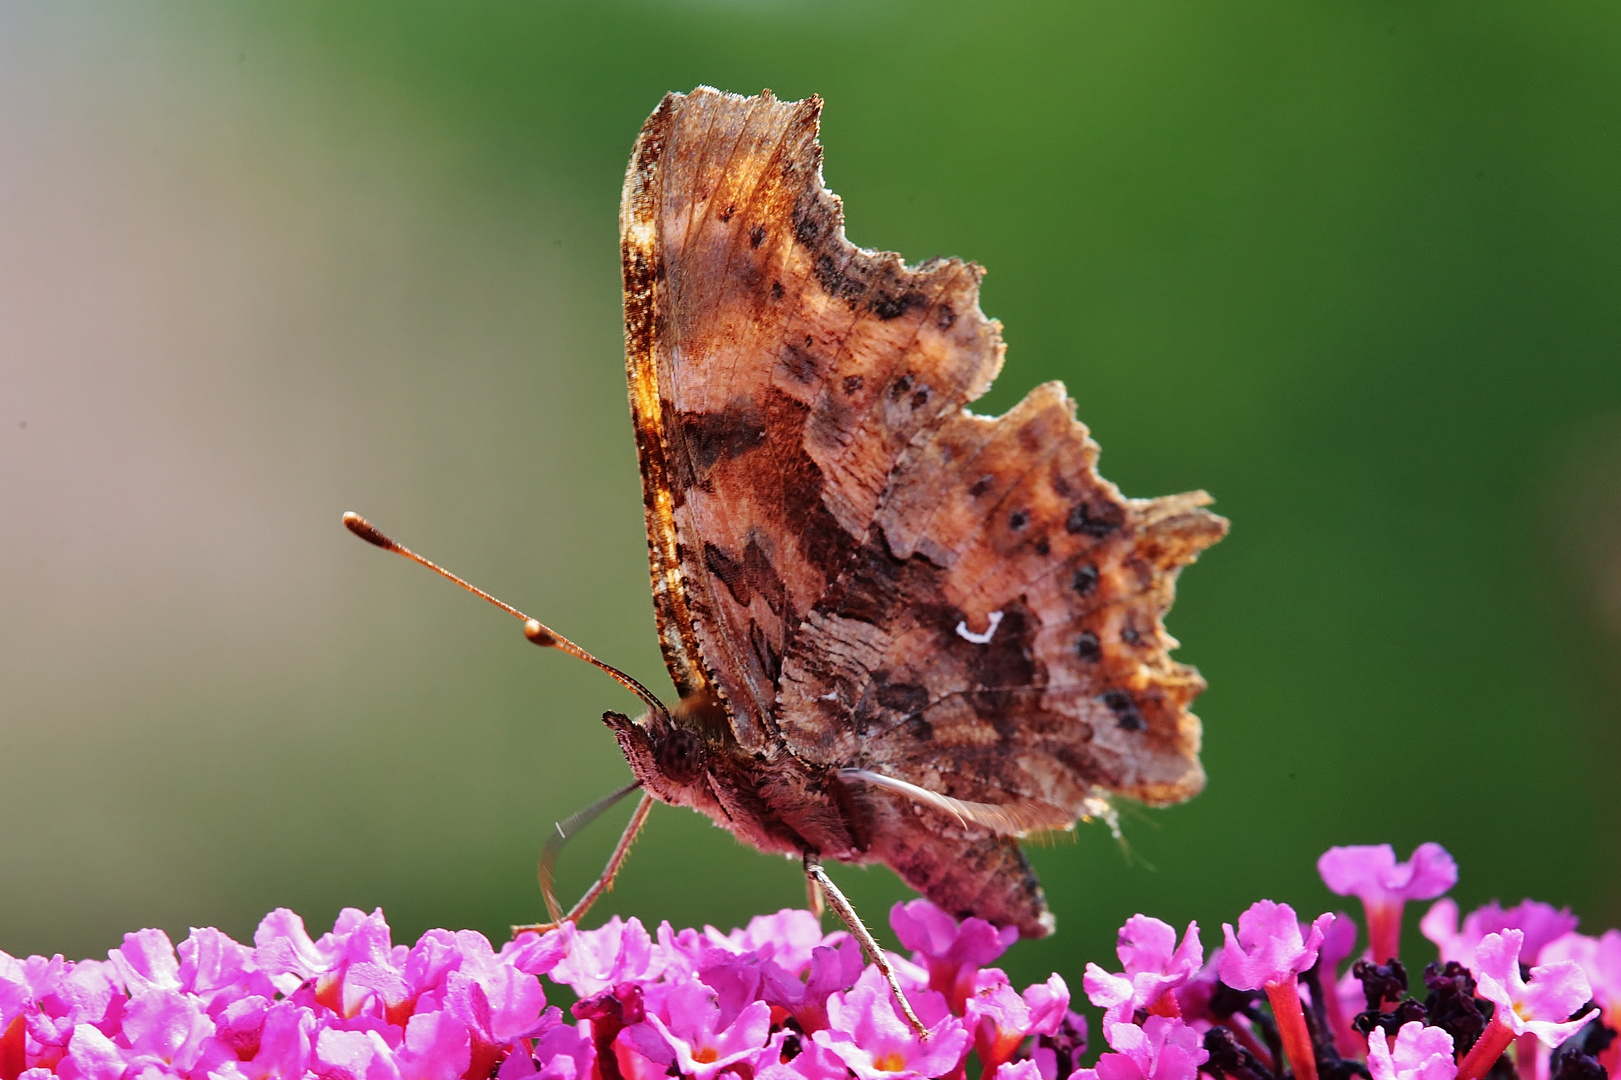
<box><xmin>1365</xmin><ymin>901</ymin><xmax>1402</xmax><ymax>965</ymax></box>
<box><xmin>1456</xmin><ymin>1018</ymin><xmax>1516</xmax><ymax>1080</ymax></box>
<box><xmin>1265</xmin><ymin>981</ymin><xmax>1319</xmax><ymax>1080</ymax></box>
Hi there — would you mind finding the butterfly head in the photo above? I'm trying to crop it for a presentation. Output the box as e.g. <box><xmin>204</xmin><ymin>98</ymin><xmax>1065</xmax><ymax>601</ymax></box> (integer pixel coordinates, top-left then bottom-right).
<box><xmin>602</xmin><ymin>709</ymin><xmax>715</xmax><ymax>809</ymax></box>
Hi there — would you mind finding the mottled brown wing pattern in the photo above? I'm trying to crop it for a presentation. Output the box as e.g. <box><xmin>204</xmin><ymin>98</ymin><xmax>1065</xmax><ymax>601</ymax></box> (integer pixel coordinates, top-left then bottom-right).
<box><xmin>622</xmin><ymin>87</ymin><xmax>1226</xmax><ymax>935</ymax></box>
<box><xmin>776</xmin><ymin>382</ymin><xmax>1227</xmax><ymax>811</ymax></box>
<box><xmin>623</xmin><ymin>88</ymin><xmax>1003</xmax><ymax>748</ymax></box>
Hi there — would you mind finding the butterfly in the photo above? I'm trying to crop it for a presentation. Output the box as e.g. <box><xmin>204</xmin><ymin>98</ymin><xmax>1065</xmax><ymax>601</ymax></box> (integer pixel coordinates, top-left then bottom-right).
<box><xmin>347</xmin><ymin>86</ymin><xmax>1225</xmax><ymax>1029</ymax></box>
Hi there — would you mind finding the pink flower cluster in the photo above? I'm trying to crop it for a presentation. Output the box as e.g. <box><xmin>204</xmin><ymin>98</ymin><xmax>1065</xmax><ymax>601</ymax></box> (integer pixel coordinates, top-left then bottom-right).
<box><xmin>0</xmin><ymin>902</ymin><xmax>1084</xmax><ymax>1080</ymax></box>
<box><xmin>1079</xmin><ymin>843</ymin><xmax>1620</xmax><ymax>1080</ymax></box>
<box><xmin>4</xmin><ymin>843</ymin><xmax>1619</xmax><ymax>1080</ymax></box>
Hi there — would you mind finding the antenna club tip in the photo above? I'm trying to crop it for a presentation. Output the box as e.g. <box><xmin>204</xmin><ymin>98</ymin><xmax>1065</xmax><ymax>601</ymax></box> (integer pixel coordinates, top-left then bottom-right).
<box><xmin>343</xmin><ymin>512</ymin><xmax>395</xmax><ymax>550</ymax></box>
<box><xmin>524</xmin><ymin>620</ymin><xmax>557</xmax><ymax>648</ymax></box>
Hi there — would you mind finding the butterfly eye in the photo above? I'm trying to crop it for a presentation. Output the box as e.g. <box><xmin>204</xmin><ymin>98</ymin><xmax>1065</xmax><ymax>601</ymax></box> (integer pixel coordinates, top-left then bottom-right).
<box><xmin>655</xmin><ymin>727</ymin><xmax>708</xmax><ymax>785</ymax></box>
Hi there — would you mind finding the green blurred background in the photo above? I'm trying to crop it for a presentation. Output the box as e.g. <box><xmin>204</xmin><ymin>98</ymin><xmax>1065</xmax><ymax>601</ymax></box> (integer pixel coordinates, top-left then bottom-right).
<box><xmin>4</xmin><ymin>1</ymin><xmax>1620</xmax><ymax>996</ymax></box>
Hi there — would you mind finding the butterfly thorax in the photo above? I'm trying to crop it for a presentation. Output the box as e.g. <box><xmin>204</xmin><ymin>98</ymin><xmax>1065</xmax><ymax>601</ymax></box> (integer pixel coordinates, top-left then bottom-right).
<box><xmin>602</xmin><ymin>708</ymin><xmax>866</xmax><ymax>861</ymax></box>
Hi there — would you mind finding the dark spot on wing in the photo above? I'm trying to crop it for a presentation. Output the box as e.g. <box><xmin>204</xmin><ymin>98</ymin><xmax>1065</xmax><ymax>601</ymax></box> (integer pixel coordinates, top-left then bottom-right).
<box><xmin>902</xmin><ymin>715</ymin><xmax>934</xmax><ymax>742</ymax></box>
<box><xmin>719</xmin><ymin>203</ymin><xmax>736</xmax><ymax>223</ymax></box>
<box><xmin>962</xmin><ymin>604</ymin><xmax>1038</xmax><ymax>735</ymax></box>
<box><xmin>782</xmin><ymin>344</ymin><xmax>817</xmax><ymax>383</ymax></box>
<box><xmin>937</xmin><ymin>305</ymin><xmax>956</xmax><ymax>330</ymax></box>
<box><xmin>761</xmin><ymin>388</ymin><xmax>861</xmax><ymax>585</ymax></box>
<box><xmin>1066</xmin><ymin>500</ymin><xmax>1124</xmax><ymax>538</ymax></box>
<box><xmin>674</xmin><ymin>407</ymin><xmax>767</xmax><ymax>488</ymax></box>
<box><xmin>843</xmin><ymin>375</ymin><xmax>863</xmax><ymax>395</ymax></box>
<box><xmin>704</xmin><ymin>542</ymin><xmax>750</xmax><ymax>605</ymax></box>
<box><xmin>814</xmin><ymin>254</ymin><xmax>846</xmax><ymax>297</ymax></box>
<box><xmin>733</xmin><ymin>260</ymin><xmax>765</xmax><ymax>292</ymax></box>
<box><xmin>816</xmin><ymin>525</ymin><xmax>927</xmax><ymax>627</ymax></box>
<box><xmin>1099</xmin><ymin>689</ymin><xmax>1145</xmax><ymax>731</ymax></box>
<box><xmin>702</xmin><ymin>537</ymin><xmax>787</xmax><ymax>617</ymax></box>
<box><xmin>813</xmin><ymin>252</ymin><xmax>869</xmax><ymax>304</ymax></box>
<box><xmin>1075</xmin><ymin>632</ymin><xmax>1101</xmax><ymax>661</ymax></box>
<box><xmin>877</xmin><ymin>681</ymin><xmax>929</xmax><ymax>715</ymax></box>
<box><xmin>969</xmin><ymin>475</ymin><xmax>994</xmax><ymax>498</ymax></box>
<box><xmin>909</xmin><ymin>389</ymin><xmax>930</xmax><ymax>409</ymax></box>
<box><xmin>870</xmin><ymin>290</ymin><xmax>925</xmax><ymax>321</ymax></box>
<box><xmin>750</xmin><ymin>224</ymin><xmax>766</xmax><ymax>248</ymax></box>
<box><xmin>1008</xmin><ymin>511</ymin><xmax>1028</xmax><ymax>531</ymax></box>
<box><xmin>890</xmin><ymin>373</ymin><xmax>915</xmax><ymax>402</ymax></box>
<box><xmin>750</xmin><ymin>622</ymin><xmax>782</xmax><ymax>683</ymax></box>
<box><xmin>793</xmin><ymin>201</ymin><xmax>828</xmax><ymax>247</ymax></box>
<box><xmin>1072</xmin><ymin>564</ymin><xmax>1099</xmax><ymax>595</ymax></box>
<box><xmin>1035</xmin><ymin>538</ymin><xmax>1051</xmax><ymax>556</ymax></box>
<box><xmin>770</xmin><ymin>280</ymin><xmax>784</xmax><ymax>301</ymax></box>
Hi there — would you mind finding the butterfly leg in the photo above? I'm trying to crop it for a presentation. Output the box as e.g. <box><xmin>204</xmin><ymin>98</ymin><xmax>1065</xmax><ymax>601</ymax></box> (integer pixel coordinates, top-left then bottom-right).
<box><xmin>805</xmin><ymin>873</ymin><xmax>826</xmax><ymax>919</ymax></box>
<box><xmin>512</xmin><ymin>784</ymin><xmax>654</xmax><ymax>935</ymax></box>
<box><xmin>802</xmin><ymin>853</ymin><xmax>927</xmax><ymax>1037</ymax></box>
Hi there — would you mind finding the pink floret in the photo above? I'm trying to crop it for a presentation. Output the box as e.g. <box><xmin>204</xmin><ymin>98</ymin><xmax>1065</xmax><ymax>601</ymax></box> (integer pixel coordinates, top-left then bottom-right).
<box><xmin>1471</xmin><ymin>929</ymin><xmax>1598</xmax><ymax>1046</ymax></box>
<box><xmin>1318</xmin><ymin>845</ymin><xmax>1457</xmax><ymax>905</ymax></box>
<box><xmin>997</xmin><ymin>1060</ymin><xmax>1046</xmax><ymax>1080</ymax></box>
<box><xmin>1070</xmin><ymin>1015</ymin><xmax>1208</xmax><ymax>1080</ymax></box>
<box><xmin>706</xmin><ymin>909</ymin><xmax>830</xmax><ymax>976</ymax></box>
<box><xmin>891</xmin><ymin>899</ymin><xmax>1018</xmax><ymax>1013</ymax></box>
<box><xmin>1218</xmin><ymin>902</ymin><xmax>1335</xmax><ymax>991</ymax></box>
<box><xmin>967</xmin><ymin>973</ymin><xmax>1070</xmax><ymax>1075</ymax></box>
<box><xmin>631</xmin><ymin>978</ymin><xmax>774</xmax><ymax>1080</ymax></box>
<box><xmin>106</xmin><ymin>930</ymin><xmax>183</xmax><ymax>997</ymax></box>
<box><xmin>1364</xmin><ymin>1021</ymin><xmax>1456</xmax><ymax>1080</ymax></box>
<box><xmin>1541</xmin><ymin>927</ymin><xmax>1621</xmax><ymax>1035</ymax></box>
<box><xmin>1084</xmin><ymin>916</ymin><xmax>1202</xmax><ymax>1026</ymax></box>
<box><xmin>548</xmin><ymin>916</ymin><xmax>661</xmax><ymax>996</ymax></box>
<box><xmin>1421</xmin><ymin>898</ymin><xmax>1579</xmax><ymax>968</ymax></box>
<box><xmin>890</xmin><ymin>901</ymin><xmax>1017</xmax><ymax>970</ymax></box>
<box><xmin>814</xmin><ymin>968</ymin><xmax>969</xmax><ymax>1080</ymax></box>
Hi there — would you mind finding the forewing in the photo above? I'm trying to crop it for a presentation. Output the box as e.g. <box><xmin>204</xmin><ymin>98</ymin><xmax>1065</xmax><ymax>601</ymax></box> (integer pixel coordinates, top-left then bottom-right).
<box><xmin>622</xmin><ymin>88</ymin><xmax>1003</xmax><ymax>746</ymax></box>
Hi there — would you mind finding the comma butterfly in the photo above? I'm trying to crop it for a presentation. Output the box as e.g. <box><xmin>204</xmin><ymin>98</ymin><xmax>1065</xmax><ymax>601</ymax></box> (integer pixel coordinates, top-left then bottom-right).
<box><xmin>347</xmin><ymin>87</ymin><xmax>1225</xmax><ymax>1027</ymax></box>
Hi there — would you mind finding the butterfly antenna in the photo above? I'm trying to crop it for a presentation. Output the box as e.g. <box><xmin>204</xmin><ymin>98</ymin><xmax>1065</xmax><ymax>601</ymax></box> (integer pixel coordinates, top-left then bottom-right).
<box><xmin>342</xmin><ymin>512</ymin><xmax>672</xmax><ymax>722</ymax></box>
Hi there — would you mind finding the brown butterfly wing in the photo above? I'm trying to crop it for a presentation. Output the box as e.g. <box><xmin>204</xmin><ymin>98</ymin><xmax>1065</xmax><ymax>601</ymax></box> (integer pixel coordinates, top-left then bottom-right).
<box><xmin>622</xmin><ymin>87</ymin><xmax>1003</xmax><ymax>747</ymax></box>
<box><xmin>622</xmin><ymin>88</ymin><xmax>1226</xmax><ymax>932</ymax></box>
<box><xmin>777</xmin><ymin>383</ymin><xmax>1227</xmax><ymax>807</ymax></box>
<box><xmin>773</xmin><ymin>383</ymin><xmax>1225</xmax><ymax>936</ymax></box>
